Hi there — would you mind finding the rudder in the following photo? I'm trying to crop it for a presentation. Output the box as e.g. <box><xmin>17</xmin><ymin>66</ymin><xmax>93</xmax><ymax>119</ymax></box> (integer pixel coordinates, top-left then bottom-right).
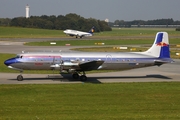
<box><xmin>88</xmin><ymin>26</ymin><xmax>95</xmax><ymax>34</ymax></box>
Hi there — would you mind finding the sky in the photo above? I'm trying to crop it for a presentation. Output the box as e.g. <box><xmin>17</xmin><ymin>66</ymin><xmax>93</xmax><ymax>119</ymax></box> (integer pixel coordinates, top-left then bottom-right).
<box><xmin>0</xmin><ymin>0</ymin><xmax>180</xmax><ymax>22</ymax></box>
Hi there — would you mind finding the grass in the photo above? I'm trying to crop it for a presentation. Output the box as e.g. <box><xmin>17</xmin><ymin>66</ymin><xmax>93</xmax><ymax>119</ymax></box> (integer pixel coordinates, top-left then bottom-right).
<box><xmin>25</xmin><ymin>38</ymin><xmax>180</xmax><ymax>46</ymax></box>
<box><xmin>95</xmin><ymin>27</ymin><xmax>180</xmax><ymax>39</ymax></box>
<box><xmin>0</xmin><ymin>26</ymin><xmax>179</xmax><ymax>38</ymax></box>
<box><xmin>0</xmin><ymin>26</ymin><xmax>64</xmax><ymax>38</ymax></box>
<box><xmin>0</xmin><ymin>83</ymin><xmax>180</xmax><ymax>119</ymax></box>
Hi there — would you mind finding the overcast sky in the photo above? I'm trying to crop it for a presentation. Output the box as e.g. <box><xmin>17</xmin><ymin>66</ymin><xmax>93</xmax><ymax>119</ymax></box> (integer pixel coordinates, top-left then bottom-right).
<box><xmin>0</xmin><ymin>0</ymin><xmax>180</xmax><ymax>22</ymax></box>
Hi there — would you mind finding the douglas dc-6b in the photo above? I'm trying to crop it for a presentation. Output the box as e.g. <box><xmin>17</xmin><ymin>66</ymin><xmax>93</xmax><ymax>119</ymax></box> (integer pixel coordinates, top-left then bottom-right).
<box><xmin>4</xmin><ymin>32</ymin><xmax>173</xmax><ymax>81</ymax></box>
<box><xmin>63</xmin><ymin>27</ymin><xmax>95</xmax><ymax>38</ymax></box>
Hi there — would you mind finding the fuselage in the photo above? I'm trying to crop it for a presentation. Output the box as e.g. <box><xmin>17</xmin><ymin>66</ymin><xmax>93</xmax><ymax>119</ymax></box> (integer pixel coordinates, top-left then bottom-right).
<box><xmin>63</xmin><ymin>29</ymin><xmax>93</xmax><ymax>37</ymax></box>
<box><xmin>4</xmin><ymin>51</ymin><xmax>171</xmax><ymax>71</ymax></box>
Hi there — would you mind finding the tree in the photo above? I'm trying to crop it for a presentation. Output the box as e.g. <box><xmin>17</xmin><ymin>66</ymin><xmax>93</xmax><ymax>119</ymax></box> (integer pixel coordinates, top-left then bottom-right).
<box><xmin>0</xmin><ymin>18</ymin><xmax>11</xmax><ymax>26</ymax></box>
<box><xmin>8</xmin><ymin>13</ymin><xmax>112</xmax><ymax>31</ymax></box>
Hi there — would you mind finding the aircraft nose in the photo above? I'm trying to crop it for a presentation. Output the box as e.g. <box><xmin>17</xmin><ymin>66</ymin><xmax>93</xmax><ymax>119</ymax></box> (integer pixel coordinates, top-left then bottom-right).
<box><xmin>4</xmin><ymin>58</ymin><xmax>16</xmax><ymax>66</ymax></box>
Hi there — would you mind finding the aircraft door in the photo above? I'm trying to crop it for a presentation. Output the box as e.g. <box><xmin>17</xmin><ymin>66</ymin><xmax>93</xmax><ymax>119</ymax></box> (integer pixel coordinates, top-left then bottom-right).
<box><xmin>51</xmin><ymin>56</ymin><xmax>62</xmax><ymax>70</ymax></box>
<box><xmin>54</xmin><ymin>56</ymin><xmax>61</xmax><ymax>64</ymax></box>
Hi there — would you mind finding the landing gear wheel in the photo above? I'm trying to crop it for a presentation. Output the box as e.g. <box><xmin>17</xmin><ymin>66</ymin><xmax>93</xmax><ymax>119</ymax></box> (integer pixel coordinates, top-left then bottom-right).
<box><xmin>80</xmin><ymin>75</ymin><xmax>87</xmax><ymax>82</ymax></box>
<box><xmin>72</xmin><ymin>73</ymin><xmax>79</xmax><ymax>79</ymax></box>
<box><xmin>17</xmin><ymin>75</ymin><xmax>23</xmax><ymax>81</ymax></box>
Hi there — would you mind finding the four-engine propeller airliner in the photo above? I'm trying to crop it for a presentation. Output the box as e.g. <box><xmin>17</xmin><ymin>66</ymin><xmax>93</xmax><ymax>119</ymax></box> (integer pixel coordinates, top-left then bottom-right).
<box><xmin>63</xmin><ymin>27</ymin><xmax>95</xmax><ymax>38</ymax></box>
<box><xmin>4</xmin><ymin>32</ymin><xmax>173</xmax><ymax>81</ymax></box>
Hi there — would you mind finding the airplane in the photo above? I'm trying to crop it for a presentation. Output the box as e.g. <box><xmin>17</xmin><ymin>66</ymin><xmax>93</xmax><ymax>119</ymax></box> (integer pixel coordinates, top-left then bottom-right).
<box><xmin>63</xmin><ymin>27</ymin><xmax>95</xmax><ymax>38</ymax></box>
<box><xmin>4</xmin><ymin>32</ymin><xmax>173</xmax><ymax>81</ymax></box>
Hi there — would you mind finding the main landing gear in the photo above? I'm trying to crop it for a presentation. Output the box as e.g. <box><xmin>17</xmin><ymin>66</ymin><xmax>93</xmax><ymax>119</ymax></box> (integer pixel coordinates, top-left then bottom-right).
<box><xmin>72</xmin><ymin>71</ymin><xmax>87</xmax><ymax>82</ymax></box>
<box><xmin>15</xmin><ymin>71</ymin><xmax>87</xmax><ymax>82</ymax></box>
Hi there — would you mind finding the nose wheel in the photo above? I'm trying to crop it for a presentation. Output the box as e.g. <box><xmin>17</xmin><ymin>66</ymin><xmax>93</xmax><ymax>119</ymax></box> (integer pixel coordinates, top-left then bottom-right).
<box><xmin>17</xmin><ymin>75</ymin><xmax>23</xmax><ymax>81</ymax></box>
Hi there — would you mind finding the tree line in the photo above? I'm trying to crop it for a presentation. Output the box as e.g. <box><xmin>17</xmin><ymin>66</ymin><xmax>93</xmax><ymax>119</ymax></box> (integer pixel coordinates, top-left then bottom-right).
<box><xmin>0</xmin><ymin>13</ymin><xmax>112</xmax><ymax>32</ymax></box>
<box><xmin>109</xmin><ymin>18</ymin><xmax>180</xmax><ymax>27</ymax></box>
<box><xmin>1</xmin><ymin>15</ymin><xmax>180</xmax><ymax>31</ymax></box>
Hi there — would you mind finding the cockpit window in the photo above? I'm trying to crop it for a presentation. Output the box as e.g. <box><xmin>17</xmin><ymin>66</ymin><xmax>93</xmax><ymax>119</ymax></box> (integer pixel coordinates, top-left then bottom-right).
<box><xmin>16</xmin><ymin>55</ymin><xmax>20</xmax><ymax>58</ymax></box>
<box><xmin>16</xmin><ymin>55</ymin><xmax>23</xmax><ymax>58</ymax></box>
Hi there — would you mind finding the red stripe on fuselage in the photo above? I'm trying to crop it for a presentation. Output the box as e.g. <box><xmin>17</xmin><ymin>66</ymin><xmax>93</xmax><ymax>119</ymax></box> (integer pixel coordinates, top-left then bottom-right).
<box><xmin>23</xmin><ymin>56</ymin><xmax>61</xmax><ymax>58</ymax></box>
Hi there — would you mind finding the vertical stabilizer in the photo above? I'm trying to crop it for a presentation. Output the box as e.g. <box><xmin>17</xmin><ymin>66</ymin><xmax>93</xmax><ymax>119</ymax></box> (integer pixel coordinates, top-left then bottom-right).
<box><xmin>144</xmin><ymin>32</ymin><xmax>170</xmax><ymax>58</ymax></box>
<box><xmin>88</xmin><ymin>26</ymin><xmax>95</xmax><ymax>34</ymax></box>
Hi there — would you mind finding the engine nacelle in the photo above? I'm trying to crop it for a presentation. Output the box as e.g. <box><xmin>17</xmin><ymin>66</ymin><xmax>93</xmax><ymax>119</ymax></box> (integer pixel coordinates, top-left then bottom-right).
<box><xmin>67</xmin><ymin>69</ymin><xmax>76</xmax><ymax>73</ymax></box>
<box><xmin>61</xmin><ymin>61</ymin><xmax>79</xmax><ymax>70</ymax></box>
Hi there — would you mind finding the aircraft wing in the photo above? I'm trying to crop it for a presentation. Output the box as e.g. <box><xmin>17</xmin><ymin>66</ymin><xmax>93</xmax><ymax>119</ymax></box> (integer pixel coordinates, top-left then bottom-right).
<box><xmin>74</xmin><ymin>31</ymin><xmax>92</xmax><ymax>37</ymax></box>
<box><xmin>79</xmin><ymin>60</ymin><xmax>104</xmax><ymax>71</ymax></box>
<box><xmin>79</xmin><ymin>33</ymin><xmax>92</xmax><ymax>37</ymax></box>
<box><xmin>51</xmin><ymin>60</ymin><xmax>104</xmax><ymax>71</ymax></box>
<box><xmin>67</xmin><ymin>33</ymin><xmax>77</xmax><ymax>37</ymax></box>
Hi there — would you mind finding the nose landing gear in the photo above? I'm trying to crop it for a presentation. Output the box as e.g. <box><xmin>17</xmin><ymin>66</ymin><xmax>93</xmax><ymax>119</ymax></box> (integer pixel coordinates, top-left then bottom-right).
<box><xmin>17</xmin><ymin>71</ymin><xmax>23</xmax><ymax>81</ymax></box>
<box><xmin>17</xmin><ymin>74</ymin><xmax>23</xmax><ymax>81</ymax></box>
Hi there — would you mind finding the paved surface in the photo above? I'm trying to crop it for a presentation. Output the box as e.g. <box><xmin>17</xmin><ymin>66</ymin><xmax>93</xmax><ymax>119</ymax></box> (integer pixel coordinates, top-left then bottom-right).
<box><xmin>0</xmin><ymin>40</ymin><xmax>180</xmax><ymax>84</ymax></box>
<box><xmin>0</xmin><ymin>41</ymin><xmax>78</xmax><ymax>53</ymax></box>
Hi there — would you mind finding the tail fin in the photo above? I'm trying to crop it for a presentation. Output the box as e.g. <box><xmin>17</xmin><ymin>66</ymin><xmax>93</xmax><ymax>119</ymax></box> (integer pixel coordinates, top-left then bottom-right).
<box><xmin>144</xmin><ymin>32</ymin><xmax>170</xmax><ymax>58</ymax></box>
<box><xmin>88</xmin><ymin>26</ymin><xmax>95</xmax><ymax>34</ymax></box>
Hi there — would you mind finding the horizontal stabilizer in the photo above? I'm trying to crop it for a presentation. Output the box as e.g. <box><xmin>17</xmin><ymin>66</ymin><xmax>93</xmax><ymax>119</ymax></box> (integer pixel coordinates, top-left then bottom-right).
<box><xmin>154</xmin><ymin>59</ymin><xmax>173</xmax><ymax>66</ymax></box>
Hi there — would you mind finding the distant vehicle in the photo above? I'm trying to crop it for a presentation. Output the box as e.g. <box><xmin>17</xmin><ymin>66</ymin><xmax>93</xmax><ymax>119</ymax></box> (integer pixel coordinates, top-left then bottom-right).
<box><xmin>63</xmin><ymin>27</ymin><xmax>95</xmax><ymax>38</ymax></box>
<box><xmin>4</xmin><ymin>32</ymin><xmax>173</xmax><ymax>81</ymax></box>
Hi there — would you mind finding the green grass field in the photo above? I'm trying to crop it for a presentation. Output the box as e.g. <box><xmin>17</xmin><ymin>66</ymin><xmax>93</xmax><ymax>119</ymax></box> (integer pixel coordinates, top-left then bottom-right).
<box><xmin>0</xmin><ymin>27</ymin><xmax>179</xmax><ymax>38</ymax></box>
<box><xmin>98</xmin><ymin>27</ymin><xmax>178</xmax><ymax>37</ymax></box>
<box><xmin>0</xmin><ymin>83</ymin><xmax>180</xmax><ymax>120</ymax></box>
<box><xmin>25</xmin><ymin>38</ymin><xmax>180</xmax><ymax>46</ymax></box>
<box><xmin>0</xmin><ymin>26</ymin><xmax>64</xmax><ymax>38</ymax></box>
